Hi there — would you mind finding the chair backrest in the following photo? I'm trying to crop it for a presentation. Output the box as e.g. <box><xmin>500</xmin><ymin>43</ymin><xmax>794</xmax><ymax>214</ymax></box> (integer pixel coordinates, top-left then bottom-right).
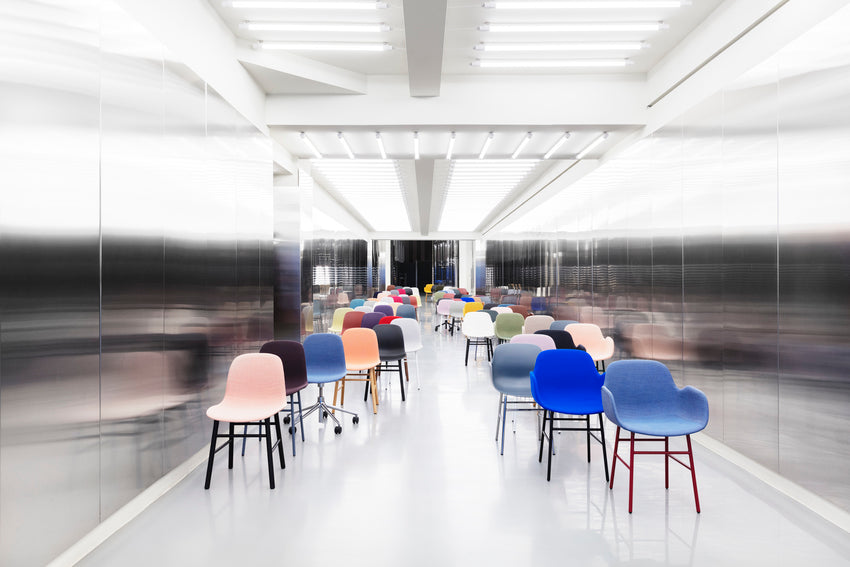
<box><xmin>602</xmin><ymin>359</ymin><xmax>709</xmax><ymax>433</ymax></box>
<box><xmin>494</xmin><ymin>312</ymin><xmax>525</xmax><ymax>340</ymax></box>
<box><xmin>565</xmin><ymin>323</ymin><xmax>615</xmax><ymax>361</ymax></box>
<box><xmin>492</xmin><ymin>306</ymin><xmax>513</xmax><ymax>314</ymax></box>
<box><xmin>409</xmin><ymin>296</ymin><xmax>419</xmax><ymax>308</ymax></box>
<box><xmin>349</xmin><ymin>298</ymin><xmax>365</xmax><ymax>309</ymax></box>
<box><xmin>523</xmin><ymin>315</ymin><xmax>554</xmax><ymax>335</ymax></box>
<box><xmin>462</xmin><ymin>311</ymin><xmax>495</xmax><ymax>338</ymax></box>
<box><xmin>260</xmin><ymin>340</ymin><xmax>308</xmax><ymax>394</ymax></box>
<box><xmin>458</xmin><ymin>288</ymin><xmax>468</xmax><ymax>295</ymax></box>
<box><xmin>432</xmin><ymin>291</ymin><xmax>446</xmax><ymax>304</ymax></box>
<box><xmin>355</xmin><ymin>305</ymin><xmax>373</xmax><ymax>313</ymax></box>
<box><xmin>390</xmin><ymin>289</ymin><xmax>399</xmax><ymax>296</ymax></box>
<box><xmin>550</xmin><ymin>320</ymin><xmax>578</xmax><ymax>331</ymax></box>
<box><xmin>396</xmin><ymin>304</ymin><xmax>417</xmax><ymax>319</ymax></box>
<box><xmin>379</xmin><ymin>315</ymin><xmax>401</xmax><ymax>325</ymax></box>
<box><xmin>424</xmin><ymin>283</ymin><xmax>434</xmax><ymax>293</ymax></box>
<box><xmin>483</xmin><ymin>303</ymin><xmax>497</xmax><ymax>310</ymax></box>
<box><xmin>329</xmin><ymin>307</ymin><xmax>353</xmax><ymax>333</ymax></box>
<box><xmin>510</xmin><ymin>333</ymin><xmax>556</xmax><ymax>351</ymax></box>
<box><xmin>490</xmin><ymin>343</ymin><xmax>540</xmax><ymax>398</ymax></box>
<box><xmin>341</xmin><ymin>328</ymin><xmax>380</xmax><ymax>371</ymax></box>
<box><xmin>401</xmin><ymin>296</ymin><xmax>411</xmax><ymax>304</ymax></box>
<box><xmin>392</xmin><ymin>296</ymin><xmax>403</xmax><ymax>303</ymax></box>
<box><xmin>304</xmin><ymin>333</ymin><xmax>347</xmax><ymax>383</ymax></box>
<box><xmin>337</xmin><ymin>291</ymin><xmax>350</xmax><ymax>305</ymax></box>
<box><xmin>217</xmin><ymin>353</ymin><xmax>286</xmax><ymax>416</ymax></box>
<box><xmin>436</xmin><ymin>298</ymin><xmax>453</xmax><ymax>315</ymax></box>
<box><xmin>534</xmin><ymin>329</ymin><xmax>581</xmax><ymax>350</ymax></box>
<box><xmin>481</xmin><ymin>309</ymin><xmax>498</xmax><ymax>322</ymax></box>
<box><xmin>510</xmin><ymin>305</ymin><xmax>531</xmax><ymax>319</ymax></box>
<box><xmin>392</xmin><ymin>318</ymin><xmax>423</xmax><ymax>353</ymax></box>
<box><xmin>450</xmin><ymin>301</ymin><xmax>466</xmax><ymax>318</ymax></box>
<box><xmin>360</xmin><ymin>311</ymin><xmax>385</xmax><ymax>329</ymax></box>
<box><xmin>443</xmin><ymin>292</ymin><xmax>455</xmax><ymax>300</ymax></box>
<box><xmin>460</xmin><ymin>296</ymin><xmax>474</xmax><ymax>303</ymax></box>
<box><xmin>341</xmin><ymin>310</ymin><xmax>365</xmax><ymax>334</ymax></box>
<box><xmin>530</xmin><ymin>349</ymin><xmax>603</xmax><ymax>413</ymax></box>
<box><xmin>373</xmin><ymin>324</ymin><xmax>407</xmax><ymax>361</ymax></box>
<box><xmin>302</xmin><ymin>305</ymin><xmax>313</xmax><ymax>333</ymax></box>
<box><xmin>463</xmin><ymin>302</ymin><xmax>483</xmax><ymax>316</ymax></box>
<box><xmin>403</xmin><ymin>287</ymin><xmax>413</xmax><ymax>295</ymax></box>
<box><xmin>374</xmin><ymin>304</ymin><xmax>394</xmax><ymax>317</ymax></box>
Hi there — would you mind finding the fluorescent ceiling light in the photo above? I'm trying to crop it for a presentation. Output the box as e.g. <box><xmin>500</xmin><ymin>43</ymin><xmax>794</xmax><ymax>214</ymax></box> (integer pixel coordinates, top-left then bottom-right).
<box><xmin>575</xmin><ymin>132</ymin><xmax>609</xmax><ymax>159</ymax></box>
<box><xmin>413</xmin><ymin>132</ymin><xmax>420</xmax><ymax>160</ymax></box>
<box><xmin>543</xmin><ymin>132</ymin><xmax>570</xmax><ymax>159</ymax></box>
<box><xmin>511</xmin><ymin>132</ymin><xmax>532</xmax><ymax>159</ymax></box>
<box><xmin>300</xmin><ymin>132</ymin><xmax>322</xmax><ymax>159</ymax></box>
<box><xmin>446</xmin><ymin>132</ymin><xmax>456</xmax><ymax>160</ymax></box>
<box><xmin>241</xmin><ymin>22</ymin><xmax>390</xmax><ymax>32</ymax></box>
<box><xmin>376</xmin><ymin>132</ymin><xmax>387</xmax><ymax>159</ymax></box>
<box><xmin>476</xmin><ymin>41</ymin><xmax>646</xmax><ymax>52</ymax></box>
<box><xmin>474</xmin><ymin>59</ymin><xmax>631</xmax><ymax>68</ymax></box>
<box><xmin>479</xmin><ymin>22</ymin><xmax>667</xmax><ymax>32</ymax></box>
<box><xmin>338</xmin><ymin>132</ymin><xmax>355</xmax><ymax>159</ymax></box>
<box><xmin>478</xmin><ymin>132</ymin><xmax>494</xmax><ymax>159</ymax></box>
<box><xmin>257</xmin><ymin>41</ymin><xmax>392</xmax><ymax>51</ymax></box>
<box><xmin>225</xmin><ymin>1</ymin><xmax>388</xmax><ymax>9</ymax></box>
<box><xmin>482</xmin><ymin>1</ymin><xmax>687</xmax><ymax>8</ymax></box>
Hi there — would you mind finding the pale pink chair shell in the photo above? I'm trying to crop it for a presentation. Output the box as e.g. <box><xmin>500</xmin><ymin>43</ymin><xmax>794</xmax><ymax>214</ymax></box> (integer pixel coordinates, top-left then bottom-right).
<box><xmin>523</xmin><ymin>315</ymin><xmax>554</xmax><ymax>335</ymax></box>
<box><xmin>510</xmin><ymin>333</ymin><xmax>556</xmax><ymax>351</ymax></box>
<box><xmin>492</xmin><ymin>306</ymin><xmax>513</xmax><ymax>314</ymax></box>
<box><xmin>564</xmin><ymin>323</ymin><xmax>615</xmax><ymax>362</ymax></box>
<box><xmin>206</xmin><ymin>353</ymin><xmax>286</xmax><ymax>423</ymax></box>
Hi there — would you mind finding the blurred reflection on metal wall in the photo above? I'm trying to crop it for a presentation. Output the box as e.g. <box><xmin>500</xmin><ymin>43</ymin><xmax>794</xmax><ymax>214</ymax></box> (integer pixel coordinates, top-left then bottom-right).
<box><xmin>0</xmin><ymin>2</ymin><xmax>275</xmax><ymax>564</ymax></box>
<box><xmin>485</xmin><ymin>11</ymin><xmax>850</xmax><ymax>512</ymax></box>
<box><xmin>274</xmin><ymin>179</ymin><xmax>301</xmax><ymax>341</ymax></box>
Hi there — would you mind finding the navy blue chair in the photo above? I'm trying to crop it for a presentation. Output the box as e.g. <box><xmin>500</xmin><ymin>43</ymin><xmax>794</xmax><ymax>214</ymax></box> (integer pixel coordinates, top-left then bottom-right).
<box><xmin>534</xmin><ymin>329</ymin><xmax>584</xmax><ymax>351</ymax></box>
<box><xmin>530</xmin><ymin>349</ymin><xmax>609</xmax><ymax>482</ymax></box>
<box><xmin>491</xmin><ymin>343</ymin><xmax>541</xmax><ymax>455</ymax></box>
<box><xmin>602</xmin><ymin>360</ymin><xmax>709</xmax><ymax>513</ymax></box>
<box><xmin>550</xmin><ymin>319</ymin><xmax>579</xmax><ymax>331</ymax></box>
<box><xmin>301</xmin><ymin>333</ymin><xmax>358</xmax><ymax>434</ymax></box>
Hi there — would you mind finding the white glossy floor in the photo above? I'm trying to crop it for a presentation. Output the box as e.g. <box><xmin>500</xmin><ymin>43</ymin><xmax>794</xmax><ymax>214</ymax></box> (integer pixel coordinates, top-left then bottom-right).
<box><xmin>79</xmin><ymin>310</ymin><xmax>850</xmax><ymax>567</ymax></box>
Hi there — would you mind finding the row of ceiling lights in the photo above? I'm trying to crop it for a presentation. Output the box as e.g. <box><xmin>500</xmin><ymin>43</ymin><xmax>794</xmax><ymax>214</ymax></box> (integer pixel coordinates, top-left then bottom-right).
<box><xmin>299</xmin><ymin>131</ymin><xmax>609</xmax><ymax>160</ymax></box>
<box><xmin>228</xmin><ymin>1</ymin><xmax>684</xmax><ymax>67</ymax></box>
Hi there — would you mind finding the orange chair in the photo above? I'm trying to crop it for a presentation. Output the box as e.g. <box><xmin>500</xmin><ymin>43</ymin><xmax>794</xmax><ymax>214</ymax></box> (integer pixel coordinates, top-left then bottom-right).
<box><xmin>204</xmin><ymin>353</ymin><xmax>286</xmax><ymax>489</ymax></box>
<box><xmin>337</xmin><ymin>328</ymin><xmax>381</xmax><ymax>414</ymax></box>
<box><xmin>341</xmin><ymin>310</ymin><xmax>365</xmax><ymax>334</ymax></box>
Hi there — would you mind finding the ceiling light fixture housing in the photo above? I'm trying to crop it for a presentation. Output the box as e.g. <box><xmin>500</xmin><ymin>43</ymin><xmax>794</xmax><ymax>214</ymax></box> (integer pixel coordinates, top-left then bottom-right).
<box><xmin>256</xmin><ymin>41</ymin><xmax>393</xmax><ymax>51</ymax></box>
<box><xmin>241</xmin><ymin>22</ymin><xmax>390</xmax><ymax>32</ymax></box>
<box><xmin>338</xmin><ymin>132</ymin><xmax>355</xmax><ymax>159</ymax></box>
<box><xmin>543</xmin><ymin>132</ymin><xmax>570</xmax><ymax>159</ymax></box>
<box><xmin>225</xmin><ymin>1</ymin><xmax>389</xmax><ymax>9</ymax></box>
<box><xmin>473</xmin><ymin>59</ymin><xmax>632</xmax><ymax>68</ymax></box>
<box><xmin>575</xmin><ymin>132</ymin><xmax>609</xmax><ymax>159</ymax></box>
<box><xmin>478</xmin><ymin>132</ymin><xmax>495</xmax><ymax>159</ymax></box>
<box><xmin>475</xmin><ymin>41</ymin><xmax>646</xmax><ymax>52</ymax></box>
<box><xmin>300</xmin><ymin>132</ymin><xmax>322</xmax><ymax>159</ymax></box>
<box><xmin>511</xmin><ymin>132</ymin><xmax>532</xmax><ymax>159</ymax></box>
<box><xmin>479</xmin><ymin>22</ymin><xmax>668</xmax><ymax>32</ymax></box>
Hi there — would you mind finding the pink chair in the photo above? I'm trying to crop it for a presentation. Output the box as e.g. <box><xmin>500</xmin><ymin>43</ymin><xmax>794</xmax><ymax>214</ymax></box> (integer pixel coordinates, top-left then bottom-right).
<box><xmin>510</xmin><ymin>333</ymin><xmax>556</xmax><ymax>351</ymax></box>
<box><xmin>204</xmin><ymin>353</ymin><xmax>287</xmax><ymax>489</ymax></box>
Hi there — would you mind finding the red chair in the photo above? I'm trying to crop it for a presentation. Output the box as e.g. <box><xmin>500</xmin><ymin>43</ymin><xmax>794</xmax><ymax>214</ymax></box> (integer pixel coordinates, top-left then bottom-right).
<box><xmin>341</xmin><ymin>310</ymin><xmax>365</xmax><ymax>334</ymax></box>
<box><xmin>379</xmin><ymin>315</ymin><xmax>401</xmax><ymax>325</ymax></box>
<box><xmin>392</xmin><ymin>296</ymin><xmax>403</xmax><ymax>303</ymax></box>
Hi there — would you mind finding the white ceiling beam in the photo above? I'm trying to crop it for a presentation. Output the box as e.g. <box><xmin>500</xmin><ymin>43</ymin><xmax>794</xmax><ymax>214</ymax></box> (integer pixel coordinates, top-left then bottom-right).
<box><xmin>113</xmin><ymin>0</ymin><xmax>267</xmax><ymax>134</ymax></box>
<box><xmin>311</xmin><ymin>177</ymin><xmax>371</xmax><ymax>237</ymax></box>
<box><xmin>266</xmin><ymin>74</ymin><xmax>647</xmax><ymax>126</ymax></box>
<box><xmin>403</xmin><ymin>0</ymin><xmax>448</xmax><ymax>97</ymax></box>
<box><xmin>235</xmin><ymin>45</ymin><xmax>368</xmax><ymax>95</ymax></box>
<box><xmin>413</xmin><ymin>159</ymin><xmax>435</xmax><ymax>235</ymax></box>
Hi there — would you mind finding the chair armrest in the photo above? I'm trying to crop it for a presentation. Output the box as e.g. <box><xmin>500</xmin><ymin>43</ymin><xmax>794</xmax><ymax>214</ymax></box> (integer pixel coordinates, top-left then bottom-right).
<box><xmin>601</xmin><ymin>386</ymin><xmax>623</xmax><ymax>428</ymax></box>
<box><xmin>601</xmin><ymin>336</ymin><xmax>615</xmax><ymax>359</ymax></box>
<box><xmin>678</xmin><ymin>386</ymin><xmax>710</xmax><ymax>428</ymax></box>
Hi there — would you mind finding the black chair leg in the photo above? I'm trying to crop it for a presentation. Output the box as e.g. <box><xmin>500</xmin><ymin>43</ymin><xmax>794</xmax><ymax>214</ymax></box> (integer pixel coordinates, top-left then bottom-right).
<box><xmin>465</xmin><ymin>339</ymin><xmax>470</xmax><ymax>366</ymax></box>
<box><xmin>273</xmin><ymin>413</ymin><xmax>285</xmax><ymax>469</ymax></box>
<box><xmin>538</xmin><ymin>410</ymin><xmax>547</xmax><ymax>462</ymax></box>
<box><xmin>546</xmin><ymin>410</ymin><xmax>554</xmax><ymax>481</ymax></box>
<box><xmin>264</xmin><ymin>417</ymin><xmax>276</xmax><ymax>489</ymax></box>
<box><xmin>228</xmin><ymin>423</ymin><xmax>235</xmax><ymax>469</ymax></box>
<box><xmin>398</xmin><ymin>360</ymin><xmax>406</xmax><ymax>401</ymax></box>
<box><xmin>204</xmin><ymin>420</ymin><xmax>220</xmax><ymax>489</ymax></box>
<box><xmin>599</xmin><ymin>413</ymin><xmax>609</xmax><ymax>482</ymax></box>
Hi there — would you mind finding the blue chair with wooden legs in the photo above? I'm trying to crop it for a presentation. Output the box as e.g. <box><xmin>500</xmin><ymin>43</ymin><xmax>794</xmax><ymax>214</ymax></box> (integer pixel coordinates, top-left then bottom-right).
<box><xmin>602</xmin><ymin>359</ymin><xmax>709</xmax><ymax>513</ymax></box>
<box><xmin>530</xmin><ymin>349</ymin><xmax>609</xmax><ymax>482</ymax></box>
<box><xmin>300</xmin><ymin>333</ymin><xmax>359</xmax><ymax>434</ymax></box>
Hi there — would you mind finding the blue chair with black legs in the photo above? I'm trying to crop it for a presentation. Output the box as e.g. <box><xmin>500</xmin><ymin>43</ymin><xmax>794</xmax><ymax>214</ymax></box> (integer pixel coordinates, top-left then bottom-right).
<box><xmin>300</xmin><ymin>333</ymin><xmax>359</xmax><ymax>434</ymax></box>
<box><xmin>530</xmin><ymin>349</ymin><xmax>609</xmax><ymax>482</ymax></box>
<box><xmin>490</xmin><ymin>343</ymin><xmax>542</xmax><ymax>455</ymax></box>
<box><xmin>602</xmin><ymin>359</ymin><xmax>709</xmax><ymax>513</ymax></box>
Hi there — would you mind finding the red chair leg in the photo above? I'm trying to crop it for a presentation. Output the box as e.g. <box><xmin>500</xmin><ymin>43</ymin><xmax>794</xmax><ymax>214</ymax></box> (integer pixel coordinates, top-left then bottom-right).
<box><xmin>628</xmin><ymin>431</ymin><xmax>636</xmax><ymax>514</ymax></box>
<box><xmin>687</xmin><ymin>434</ymin><xmax>701</xmax><ymax>513</ymax></box>
<box><xmin>665</xmin><ymin>436</ymin><xmax>669</xmax><ymax>489</ymax></box>
<box><xmin>609</xmin><ymin>426</ymin><xmax>621</xmax><ymax>489</ymax></box>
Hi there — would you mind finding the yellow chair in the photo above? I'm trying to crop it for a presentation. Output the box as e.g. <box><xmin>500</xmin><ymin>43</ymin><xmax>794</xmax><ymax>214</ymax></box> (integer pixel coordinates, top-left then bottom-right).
<box><xmin>329</xmin><ymin>307</ymin><xmax>353</xmax><ymax>334</ymax></box>
<box><xmin>463</xmin><ymin>302</ymin><xmax>484</xmax><ymax>317</ymax></box>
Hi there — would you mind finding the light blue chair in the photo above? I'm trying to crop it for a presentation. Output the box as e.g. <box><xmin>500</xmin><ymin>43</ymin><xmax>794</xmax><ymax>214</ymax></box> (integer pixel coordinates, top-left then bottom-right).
<box><xmin>550</xmin><ymin>319</ymin><xmax>579</xmax><ymax>331</ymax></box>
<box><xmin>530</xmin><ymin>349</ymin><xmax>609</xmax><ymax>482</ymax></box>
<box><xmin>602</xmin><ymin>359</ymin><xmax>709</xmax><ymax>513</ymax></box>
<box><xmin>491</xmin><ymin>343</ymin><xmax>541</xmax><ymax>455</ymax></box>
<box><xmin>301</xmin><ymin>333</ymin><xmax>359</xmax><ymax>434</ymax></box>
<box><xmin>396</xmin><ymin>304</ymin><xmax>416</xmax><ymax>320</ymax></box>
<box><xmin>350</xmin><ymin>298</ymin><xmax>365</xmax><ymax>309</ymax></box>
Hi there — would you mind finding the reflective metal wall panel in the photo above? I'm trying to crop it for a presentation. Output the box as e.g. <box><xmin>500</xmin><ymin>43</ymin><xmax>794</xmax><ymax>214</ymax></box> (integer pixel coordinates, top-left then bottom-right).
<box><xmin>0</xmin><ymin>2</ymin><xmax>102</xmax><ymax>565</ymax></box>
<box><xmin>273</xmin><ymin>182</ymin><xmax>301</xmax><ymax>341</ymax></box>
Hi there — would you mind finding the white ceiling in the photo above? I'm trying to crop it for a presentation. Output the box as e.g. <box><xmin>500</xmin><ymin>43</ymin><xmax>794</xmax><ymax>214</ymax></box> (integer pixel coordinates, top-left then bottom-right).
<box><xmin>200</xmin><ymin>0</ymin><xmax>795</xmax><ymax>238</ymax></box>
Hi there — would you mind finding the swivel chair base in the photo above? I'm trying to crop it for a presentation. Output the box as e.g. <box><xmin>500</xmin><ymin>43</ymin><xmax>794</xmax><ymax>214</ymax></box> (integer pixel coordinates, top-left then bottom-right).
<box><xmin>299</xmin><ymin>383</ymin><xmax>359</xmax><ymax>434</ymax></box>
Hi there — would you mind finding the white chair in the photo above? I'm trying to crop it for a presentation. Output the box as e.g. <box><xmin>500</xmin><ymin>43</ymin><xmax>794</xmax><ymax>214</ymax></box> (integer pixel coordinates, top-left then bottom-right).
<box><xmin>462</xmin><ymin>311</ymin><xmax>495</xmax><ymax>366</ymax></box>
<box><xmin>392</xmin><ymin>318</ymin><xmax>423</xmax><ymax>390</ymax></box>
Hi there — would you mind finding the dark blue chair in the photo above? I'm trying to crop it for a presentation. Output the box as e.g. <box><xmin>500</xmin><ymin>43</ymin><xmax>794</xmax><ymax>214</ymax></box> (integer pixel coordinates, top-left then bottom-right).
<box><xmin>491</xmin><ymin>343</ymin><xmax>541</xmax><ymax>455</ymax></box>
<box><xmin>301</xmin><ymin>333</ymin><xmax>358</xmax><ymax>434</ymax></box>
<box><xmin>530</xmin><ymin>349</ymin><xmax>609</xmax><ymax>482</ymax></box>
<box><xmin>534</xmin><ymin>329</ymin><xmax>584</xmax><ymax>351</ymax></box>
<box><xmin>602</xmin><ymin>360</ymin><xmax>709</xmax><ymax>513</ymax></box>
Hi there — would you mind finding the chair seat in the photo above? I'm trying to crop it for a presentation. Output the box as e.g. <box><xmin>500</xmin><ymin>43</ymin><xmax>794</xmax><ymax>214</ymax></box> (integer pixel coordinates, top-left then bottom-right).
<box><xmin>206</xmin><ymin>397</ymin><xmax>283</xmax><ymax>423</ymax></box>
<box><xmin>617</xmin><ymin>414</ymin><xmax>706</xmax><ymax>437</ymax></box>
<box><xmin>537</xmin><ymin>398</ymin><xmax>602</xmax><ymax>417</ymax></box>
<box><xmin>498</xmin><ymin>384</ymin><xmax>533</xmax><ymax>398</ymax></box>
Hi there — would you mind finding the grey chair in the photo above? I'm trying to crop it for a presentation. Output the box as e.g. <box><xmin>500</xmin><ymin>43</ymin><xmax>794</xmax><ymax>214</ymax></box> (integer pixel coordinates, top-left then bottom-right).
<box><xmin>550</xmin><ymin>319</ymin><xmax>579</xmax><ymax>331</ymax></box>
<box><xmin>490</xmin><ymin>343</ymin><xmax>542</xmax><ymax>455</ymax></box>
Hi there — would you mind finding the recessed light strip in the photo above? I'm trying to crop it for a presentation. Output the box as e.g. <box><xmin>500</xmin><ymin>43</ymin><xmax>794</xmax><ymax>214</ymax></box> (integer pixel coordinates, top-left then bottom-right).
<box><xmin>575</xmin><ymin>132</ymin><xmax>609</xmax><ymax>159</ymax></box>
<box><xmin>241</xmin><ymin>22</ymin><xmax>390</xmax><ymax>32</ymax></box>
<box><xmin>543</xmin><ymin>132</ymin><xmax>570</xmax><ymax>159</ymax></box>
<box><xmin>479</xmin><ymin>22</ymin><xmax>667</xmax><ymax>32</ymax></box>
<box><xmin>300</xmin><ymin>132</ymin><xmax>322</xmax><ymax>159</ymax></box>
<box><xmin>478</xmin><ymin>132</ymin><xmax>494</xmax><ymax>159</ymax></box>
<box><xmin>473</xmin><ymin>59</ymin><xmax>631</xmax><ymax>68</ymax></box>
<box><xmin>257</xmin><ymin>41</ymin><xmax>392</xmax><ymax>51</ymax></box>
<box><xmin>511</xmin><ymin>132</ymin><xmax>532</xmax><ymax>159</ymax></box>
<box><xmin>476</xmin><ymin>41</ymin><xmax>646</xmax><ymax>52</ymax></box>
<box><xmin>376</xmin><ymin>132</ymin><xmax>387</xmax><ymax>159</ymax></box>
<box><xmin>338</xmin><ymin>132</ymin><xmax>355</xmax><ymax>159</ymax></box>
<box><xmin>446</xmin><ymin>132</ymin><xmax>456</xmax><ymax>160</ymax></box>
<box><xmin>482</xmin><ymin>1</ymin><xmax>687</xmax><ymax>8</ymax></box>
<box><xmin>413</xmin><ymin>132</ymin><xmax>420</xmax><ymax>160</ymax></box>
<box><xmin>225</xmin><ymin>1</ymin><xmax>389</xmax><ymax>9</ymax></box>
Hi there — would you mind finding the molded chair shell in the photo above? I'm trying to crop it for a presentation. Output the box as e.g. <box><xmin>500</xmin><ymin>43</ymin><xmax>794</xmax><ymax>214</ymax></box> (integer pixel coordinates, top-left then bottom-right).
<box><xmin>349</xmin><ymin>299</ymin><xmax>365</xmax><ymax>309</ymax></box>
<box><xmin>329</xmin><ymin>308</ymin><xmax>353</xmax><ymax>334</ymax></box>
<box><xmin>354</xmin><ymin>305</ymin><xmax>374</xmax><ymax>313</ymax></box>
<box><xmin>491</xmin><ymin>343</ymin><xmax>541</xmax><ymax>455</ymax></box>
<box><xmin>462</xmin><ymin>311</ymin><xmax>495</xmax><ymax>366</ymax></box>
<box><xmin>339</xmin><ymin>328</ymin><xmax>381</xmax><ymax>414</ymax></box>
<box><xmin>481</xmin><ymin>309</ymin><xmax>498</xmax><ymax>322</ymax></box>
<box><xmin>374</xmin><ymin>304</ymin><xmax>394</xmax><ymax>318</ymax></box>
<box><xmin>523</xmin><ymin>315</ymin><xmax>554</xmax><ymax>335</ymax></box>
<box><xmin>494</xmin><ymin>312</ymin><xmax>525</xmax><ymax>343</ymax></box>
<box><xmin>492</xmin><ymin>306</ymin><xmax>513</xmax><ymax>315</ymax></box>
<box><xmin>550</xmin><ymin>320</ymin><xmax>578</xmax><ymax>331</ymax></box>
<box><xmin>360</xmin><ymin>311</ymin><xmax>385</xmax><ymax>329</ymax></box>
<box><xmin>463</xmin><ymin>302</ymin><xmax>484</xmax><ymax>316</ymax></box>
<box><xmin>259</xmin><ymin>340</ymin><xmax>308</xmax><ymax>457</ymax></box>
<box><xmin>534</xmin><ymin>329</ymin><xmax>583</xmax><ymax>350</ymax></box>
<box><xmin>565</xmin><ymin>323</ymin><xmax>615</xmax><ymax>369</ymax></box>
<box><xmin>341</xmin><ymin>310</ymin><xmax>366</xmax><ymax>334</ymax></box>
<box><xmin>396</xmin><ymin>304</ymin><xmax>417</xmax><ymax>320</ymax></box>
<box><xmin>379</xmin><ymin>315</ymin><xmax>401</xmax><ymax>325</ymax></box>
<box><xmin>509</xmin><ymin>305</ymin><xmax>532</xmax><ymax>319</ymax></box>
<box><xmin>510</xmin><ymin>333</ymin><xmax>556</xmax><ymax>351</ymax></box>
<box><xmin>373</xmin><ymin>324</ymin><xmax>407</xmax><ymax>401</ymax></box>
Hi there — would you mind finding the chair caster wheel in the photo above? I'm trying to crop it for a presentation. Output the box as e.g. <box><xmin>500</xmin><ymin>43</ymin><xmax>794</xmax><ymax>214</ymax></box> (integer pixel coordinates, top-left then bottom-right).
<box><xmin>334</xmin><ymin>425</ymin><xmax>342</xmax><ymax>434</ymax></box>
<box><xmin>283</xmin><ymin>416</ymin><xmax>291</xmax><ymax>424</ymax></box>
<box><xmin>434</xmin><ymin>326</ymin><xmax>439</xmax><ymax>332</ymax></box>
<box><xmin>352</xmin><ymin>416</ymin><xmax>359</xmax><ymax>424</ymax></box>
<box><xmin>288</xmin><ymin>426</ymin><xmax>296</xmax><ymax>435</ymax></box>
<box><xmin>323</xmin><ymin>411</ymin><xmax>329</xmax><ymax>418</ymax></box>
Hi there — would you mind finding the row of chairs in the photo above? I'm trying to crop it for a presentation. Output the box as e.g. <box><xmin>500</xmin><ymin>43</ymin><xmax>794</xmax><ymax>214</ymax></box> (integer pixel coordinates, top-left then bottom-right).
<box><xmin>204</xmin><ymin>318</ymin><xmax>425</xmax><ymax>489</ymax></box>
<box><xmin>490</xmin><ymin>344</ymin><xmax>709</xmax><ymax>513</ymax></box>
